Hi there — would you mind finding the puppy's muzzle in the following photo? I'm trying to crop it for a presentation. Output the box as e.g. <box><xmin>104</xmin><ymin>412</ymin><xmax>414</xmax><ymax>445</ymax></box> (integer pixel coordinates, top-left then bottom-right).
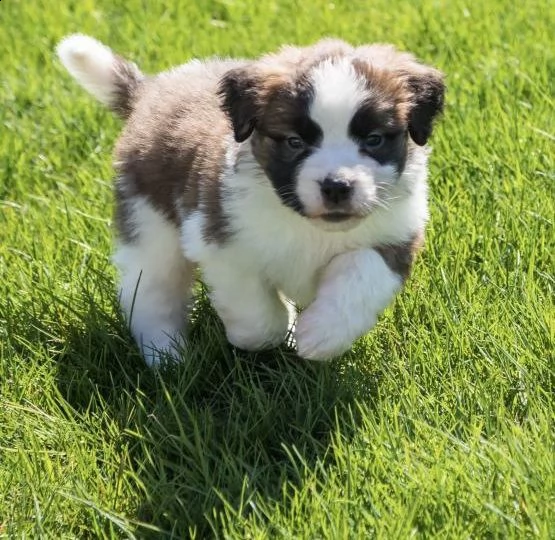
<box><xmin>318</xmin><ymin>175</ymin><xmax>356</xmax><ymax>222</ymax></box>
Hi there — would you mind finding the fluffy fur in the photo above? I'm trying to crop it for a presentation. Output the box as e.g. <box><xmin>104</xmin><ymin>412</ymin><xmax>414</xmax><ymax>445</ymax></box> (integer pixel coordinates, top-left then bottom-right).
<box><xmin>57</xmin><ymin>35</ymin><xmax>444</xmax><ymax>366</ymax></box>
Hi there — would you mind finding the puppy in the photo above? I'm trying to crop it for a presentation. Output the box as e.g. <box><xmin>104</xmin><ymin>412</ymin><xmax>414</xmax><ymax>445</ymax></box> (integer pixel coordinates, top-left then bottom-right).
<box><xmin>57</xmin><ymin>35</ymin><xmax>444</xmax><ymax>366</ymax></box>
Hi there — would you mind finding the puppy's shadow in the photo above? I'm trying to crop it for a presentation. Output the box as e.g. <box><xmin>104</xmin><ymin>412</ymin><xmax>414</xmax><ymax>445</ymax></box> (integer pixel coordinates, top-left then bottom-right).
<box><xmin>52</xmin><ymin>286</ymin><xmax>378</xmax><ymax>537</ymax></box>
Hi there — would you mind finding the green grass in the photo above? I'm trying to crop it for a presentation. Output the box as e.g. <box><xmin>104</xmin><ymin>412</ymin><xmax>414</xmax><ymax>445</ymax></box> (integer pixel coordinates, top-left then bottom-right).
<box><xmin>1</xmin><ymin>0</ymin><xmax>554</xmax><ymax>537</ymax></box>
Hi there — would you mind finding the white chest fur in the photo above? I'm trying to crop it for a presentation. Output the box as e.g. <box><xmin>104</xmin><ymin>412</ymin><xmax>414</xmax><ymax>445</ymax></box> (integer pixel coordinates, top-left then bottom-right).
<box><xmin>181</xmin><ymin>150</ymin><xmax>429</xmax><ymax>306</ymax></box>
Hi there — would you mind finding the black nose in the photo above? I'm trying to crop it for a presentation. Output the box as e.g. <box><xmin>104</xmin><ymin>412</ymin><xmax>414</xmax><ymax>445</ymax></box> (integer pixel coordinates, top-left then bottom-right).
<box><xmin>320</xmin><ymin>176</ymin><xmax>353</xmax><ymax>205</ymax></box>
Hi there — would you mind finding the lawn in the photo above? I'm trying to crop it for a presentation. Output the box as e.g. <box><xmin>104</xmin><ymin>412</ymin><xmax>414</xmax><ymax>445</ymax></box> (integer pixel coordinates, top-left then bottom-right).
<box><xmin>0</xmin><ymin>0</ymin><xmax>553</xmax><ymax>537</ymax></box>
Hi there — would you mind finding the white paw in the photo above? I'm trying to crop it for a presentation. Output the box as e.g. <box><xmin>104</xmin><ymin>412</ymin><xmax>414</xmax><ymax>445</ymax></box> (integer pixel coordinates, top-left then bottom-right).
<box><xmin>225</xmin><ymin>321</ymin><xmax>288</xmax><ymax>351</ymax></box>
<box><xmin>219</xmin><ymin>299</ymin><xmax>292</xmax><ymax>352</ymax></box>
<box><xmin>139</xmin><ymin>333</ymin><xmax>184</xmax><ymax>367</ymax></box>
<box><xmin>295</xmin><ymin>302</ymin><xmax>376</xmax><ymax>361</ymax></box>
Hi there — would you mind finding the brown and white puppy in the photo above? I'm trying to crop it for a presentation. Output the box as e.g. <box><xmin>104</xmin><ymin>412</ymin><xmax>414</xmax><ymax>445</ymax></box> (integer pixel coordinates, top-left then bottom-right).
<box><xmin>57</xmin><ymin>35</ymin><xmax>444</xmax><ymax>366</ymax></box>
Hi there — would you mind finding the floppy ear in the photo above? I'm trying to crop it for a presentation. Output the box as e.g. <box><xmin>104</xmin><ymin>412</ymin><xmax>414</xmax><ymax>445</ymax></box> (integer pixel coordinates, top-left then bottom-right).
<box><xmin>218</xmin><ymin>67</ymin><xmax>259</xmax><ymax>142</ymax></box>
<box><xmin>405</xmin><ymin>67</ymin><xmax>445</xmax><ymax>146</ymax></box>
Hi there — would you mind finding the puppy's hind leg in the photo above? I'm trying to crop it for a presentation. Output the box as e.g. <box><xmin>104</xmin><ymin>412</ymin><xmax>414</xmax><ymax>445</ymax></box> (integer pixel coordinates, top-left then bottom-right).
<box><xmin>114</xmin><ymin>197</ymin><xmax>194</xmax><ymax>366</ymax></box>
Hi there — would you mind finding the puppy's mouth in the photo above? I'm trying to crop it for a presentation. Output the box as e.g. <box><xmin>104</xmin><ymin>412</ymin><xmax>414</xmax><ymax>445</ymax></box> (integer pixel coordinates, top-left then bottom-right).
<box><xmin>320</xmin><ymin>212</ymin><xmax>353</xmax><ymax>223</ymax></box>
<box><xmin>307</xmin><ymin>211</ymin><xmax>364</xmax><ymax>232</ymax></box>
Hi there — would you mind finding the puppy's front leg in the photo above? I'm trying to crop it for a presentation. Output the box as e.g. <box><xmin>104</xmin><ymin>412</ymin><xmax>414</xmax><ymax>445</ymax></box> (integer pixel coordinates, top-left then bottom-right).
<box><xmin>202</xmin><ymin>263</ymin><xmax>292</xmax><ymax>351</ymax></box>
<box><xmin>296</xmin><ymin>244</ymin><xmax>418</xmax><ymax>360</ymax></box>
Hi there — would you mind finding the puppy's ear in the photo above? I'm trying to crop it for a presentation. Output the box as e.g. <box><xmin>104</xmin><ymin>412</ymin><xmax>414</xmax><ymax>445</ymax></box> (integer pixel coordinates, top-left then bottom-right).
<box><xmin>405</xmin><ymin>67</ymin><xmax>445</xmax><ymax>146</ymax></box>
<box><xmin>219</xmin><ymin>67</ymin><xmax>259</xmax><ymax>142</ymax></box>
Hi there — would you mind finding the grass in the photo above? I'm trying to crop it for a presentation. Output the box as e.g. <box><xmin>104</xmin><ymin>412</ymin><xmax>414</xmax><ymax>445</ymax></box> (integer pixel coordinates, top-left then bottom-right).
<box><xmin>0</xmin><ymin>0</ymin><xmax>553</xmax><ymax>537</ymax></box>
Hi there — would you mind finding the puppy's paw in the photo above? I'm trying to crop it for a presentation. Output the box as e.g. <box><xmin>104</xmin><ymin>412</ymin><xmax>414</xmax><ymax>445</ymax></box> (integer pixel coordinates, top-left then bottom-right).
<box><xmin>139</xmin><ymin>333</ymin><xmax>185</xmax><ymax>367</ymax></box>
<box><xmin>295</xmin><ymin>302</ymin><xmax>375</xmax><ymax>361</ymax></box>
<box><xmin>226</xmin><ymin>327</ymin><xmax>288</xmax><ymax>351</ymax></box>
<box><xmin>224</xmin><ymin>312</ymin><xmax>290</xmax><ymax>352</ymax></box>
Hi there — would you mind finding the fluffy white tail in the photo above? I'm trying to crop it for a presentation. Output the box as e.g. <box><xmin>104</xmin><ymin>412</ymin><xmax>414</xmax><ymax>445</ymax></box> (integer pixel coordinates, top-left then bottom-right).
<box><xmin>57</xmin><ymin>34</ymin><xmax>143</xmax><ymax>118</ymax></box>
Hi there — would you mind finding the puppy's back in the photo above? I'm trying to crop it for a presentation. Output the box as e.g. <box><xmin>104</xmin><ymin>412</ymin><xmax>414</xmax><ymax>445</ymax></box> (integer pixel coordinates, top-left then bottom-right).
<box><xmin>114</xmin><ymin>59</ymin><xmax>244</xmax><ymax>229</ymax></box>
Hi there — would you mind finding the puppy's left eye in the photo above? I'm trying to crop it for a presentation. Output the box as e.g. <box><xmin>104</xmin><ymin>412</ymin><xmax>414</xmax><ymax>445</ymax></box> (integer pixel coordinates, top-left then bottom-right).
<box><xmin>286</xmin><ymin>136</ymin><xmax>305</xmax><ymax>150</ymax></box>
<box><xmin>363</xmin><ymin>133</ymin><xmax>384</xmax><ymax>149</ymax></box>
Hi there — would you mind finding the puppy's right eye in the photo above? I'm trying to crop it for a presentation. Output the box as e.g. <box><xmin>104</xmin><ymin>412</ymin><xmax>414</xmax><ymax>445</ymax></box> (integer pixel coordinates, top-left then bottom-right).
<box><xmin>286</xmin><ymin>136</ymin><xmax>305</xmax><ymax>150</ymax></box>
<box><xmin>363</xmin><ymin>133</ymin><xmax>384</xmax><ymax>149</ymax></box>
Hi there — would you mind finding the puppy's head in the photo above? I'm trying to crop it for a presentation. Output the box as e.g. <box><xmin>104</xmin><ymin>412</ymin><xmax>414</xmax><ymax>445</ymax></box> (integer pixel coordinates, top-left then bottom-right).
<box><xmin>219</xmin><ymin>39</ymin><xmax>444</xmax><ymax>229</ymax></box>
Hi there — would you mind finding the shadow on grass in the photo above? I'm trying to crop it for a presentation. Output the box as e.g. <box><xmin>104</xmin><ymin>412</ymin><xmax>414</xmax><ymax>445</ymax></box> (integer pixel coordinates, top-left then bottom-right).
<box><xmin>23</xmin><ymin>277</ymin><xmax>380</xmax><ymax>537</ymax></box>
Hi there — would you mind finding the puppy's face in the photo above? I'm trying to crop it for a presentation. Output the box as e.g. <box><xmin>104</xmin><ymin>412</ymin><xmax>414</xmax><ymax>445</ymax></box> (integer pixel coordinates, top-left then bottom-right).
<box><xmin>220</xmin><ymin>40</ymin><xmax>444</xmax><ymax>230</ymax></box>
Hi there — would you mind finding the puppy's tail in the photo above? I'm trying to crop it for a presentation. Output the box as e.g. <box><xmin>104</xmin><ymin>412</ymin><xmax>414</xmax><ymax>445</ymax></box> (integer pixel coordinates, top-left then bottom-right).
<box><xmin>56</xmin><ymin>34</ymin><xmax>143</xmax><ymax>118</ymax></box>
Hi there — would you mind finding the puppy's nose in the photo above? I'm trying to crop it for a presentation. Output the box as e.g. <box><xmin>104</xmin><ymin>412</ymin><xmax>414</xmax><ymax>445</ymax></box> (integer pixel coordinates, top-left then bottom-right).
<box><xmin>320</xmin><ymin>176</ymin><xmax>353</xmax><ymax>205</ymax></box>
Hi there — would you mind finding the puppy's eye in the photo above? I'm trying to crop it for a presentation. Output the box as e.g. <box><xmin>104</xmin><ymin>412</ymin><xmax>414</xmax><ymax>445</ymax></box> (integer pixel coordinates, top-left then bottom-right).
<box><xmin>286</xmin><ymin>136</ymin><xmax>305</xmax><ymax>150</ymax></box>
<box><xmin>363</xmin><ymin>133</ymin><xmax>384</xmax><ymax>149</ymax></box>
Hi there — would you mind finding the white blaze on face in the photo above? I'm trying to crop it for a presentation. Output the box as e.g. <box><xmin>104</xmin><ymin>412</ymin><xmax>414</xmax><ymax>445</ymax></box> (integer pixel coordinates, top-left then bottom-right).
<box><xmin>309</xmin><ymin>59</ymin><xmax>368</xmax><ymax>142</ymax></box>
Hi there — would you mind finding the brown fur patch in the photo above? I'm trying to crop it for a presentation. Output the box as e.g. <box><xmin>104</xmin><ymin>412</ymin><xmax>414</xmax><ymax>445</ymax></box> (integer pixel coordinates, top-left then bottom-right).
<box><xmin>114</xmin><ymin>60</ymin><xmax>245</xmax><ymax>244</ymax></box>
<box><xmin>111</xmin><ymin>56</ymin><xmax>143</xmax><ymax>119</ymax></box>
<box><xmin>352</xmin><ymin>45</ymin><xmax>444</xmax><ymax>145</ymax></box>
<box><xmin>375</xmin><ymin>233</ymin><xmax>424</xmax><ymax>281</ymax></box>
<box><xmin>248</xmin><ymin>77</ymin><xmax>320</xmax><ymax>212</ymax></box>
